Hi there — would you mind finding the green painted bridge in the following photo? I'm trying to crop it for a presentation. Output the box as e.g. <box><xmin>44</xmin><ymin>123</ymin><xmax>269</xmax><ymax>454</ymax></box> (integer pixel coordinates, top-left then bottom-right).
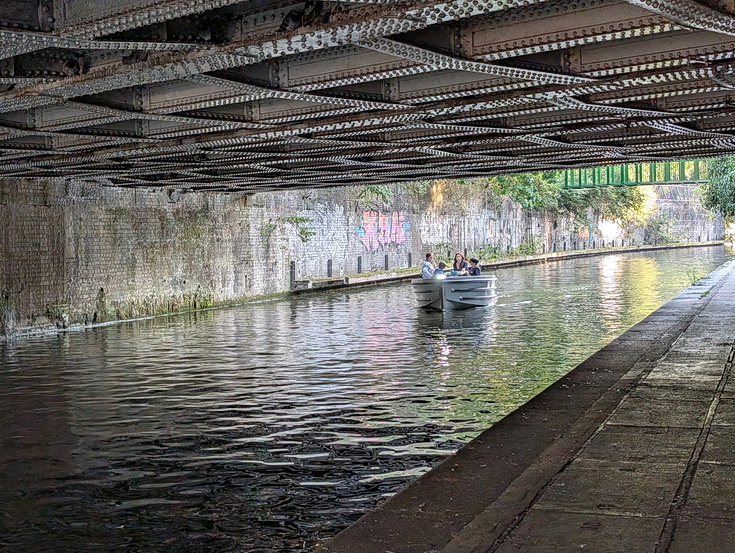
<box><xmin>563</xmin><ymin>160</ymin><xmax>708</xmax><ymax>189</ymax></box>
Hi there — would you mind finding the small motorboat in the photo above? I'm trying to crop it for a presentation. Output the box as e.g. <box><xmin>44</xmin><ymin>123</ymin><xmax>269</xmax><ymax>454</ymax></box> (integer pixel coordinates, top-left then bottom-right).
<box><xmin>411</xmin><ymin>275</ymin><xmax>497</xmax><ymax>311</ymax></box>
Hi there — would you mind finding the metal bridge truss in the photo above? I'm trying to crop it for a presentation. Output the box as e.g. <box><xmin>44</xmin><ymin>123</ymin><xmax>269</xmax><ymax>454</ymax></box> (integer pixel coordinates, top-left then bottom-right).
<box><xmin>3</xmin><ymin>1</ymin><xmax>735</xmax><ymax>192</ymax></box>
<box><xmin>563</xmin><ymin>159</ymin><xmax>709</xmax><ymax>189</ymax></box>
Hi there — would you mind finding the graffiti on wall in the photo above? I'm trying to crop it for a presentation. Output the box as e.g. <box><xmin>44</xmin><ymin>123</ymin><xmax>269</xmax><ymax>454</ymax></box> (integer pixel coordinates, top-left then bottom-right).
<box><xmin>356</xmin><ymin>211</ymin><xmax>411</xmax><ymax>252</ymax></box>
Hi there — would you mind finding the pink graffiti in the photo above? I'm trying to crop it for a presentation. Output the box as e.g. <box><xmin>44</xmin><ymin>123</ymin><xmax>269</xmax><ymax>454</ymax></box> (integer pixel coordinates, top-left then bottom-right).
<box><xmin>356</xmin><ymin>211</ymin><xmax>409</xmax><ymax>252</ymax></box>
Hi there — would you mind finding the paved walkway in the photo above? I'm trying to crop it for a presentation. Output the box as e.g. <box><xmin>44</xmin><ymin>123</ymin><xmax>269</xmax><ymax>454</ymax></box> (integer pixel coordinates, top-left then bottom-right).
<box><xmin>324</xmin><ymin>259</ymin><xmax>735</xmax><ymax>553</ymax></box>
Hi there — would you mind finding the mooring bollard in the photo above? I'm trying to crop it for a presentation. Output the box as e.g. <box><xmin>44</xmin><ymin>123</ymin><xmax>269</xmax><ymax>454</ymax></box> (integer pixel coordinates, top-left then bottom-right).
<box><xmin>384</xmin><ymin>254</ymin><xmax>389</xmax><ymax>271</ymax></box>
<box><xmin>327</xmin><ymin>259</ymin><xmax>333</xmax><ymax>278</ymax></box>
<box><xmin>408</xmin><ymin>252</ymin><xmax>412</xmax><ymax>267</ymax></box>
<box><xmin>357</xmin><ymin>256</ymin><xmax>362</xmax><ymax>274</ymax></box>
<box><xmin>290</xmin><ymin>261</ymin><xmax>296</xmax><ymax>287</ymax></box>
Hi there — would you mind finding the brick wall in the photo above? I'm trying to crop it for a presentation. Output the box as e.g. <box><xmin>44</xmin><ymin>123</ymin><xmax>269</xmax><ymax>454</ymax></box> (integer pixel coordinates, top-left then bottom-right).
<box><xmin>0</xmin><ymin>180</ymin><xmax>723</xmax><ymax>337</ymax></box>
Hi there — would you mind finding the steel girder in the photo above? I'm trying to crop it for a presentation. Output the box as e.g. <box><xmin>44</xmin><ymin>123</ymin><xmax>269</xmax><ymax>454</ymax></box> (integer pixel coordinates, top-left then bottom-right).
<box><xmin>2</xmin><ymin>0</ymin><xmax>735</xmax><ymax>192</ymax></box>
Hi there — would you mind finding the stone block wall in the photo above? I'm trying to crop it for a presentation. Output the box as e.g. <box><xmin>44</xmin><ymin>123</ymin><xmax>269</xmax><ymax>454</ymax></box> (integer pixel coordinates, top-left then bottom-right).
<box><xmin>0</xmin><ymin>179</ymin><xmax>724</xmax><ymax>337</ymax></box>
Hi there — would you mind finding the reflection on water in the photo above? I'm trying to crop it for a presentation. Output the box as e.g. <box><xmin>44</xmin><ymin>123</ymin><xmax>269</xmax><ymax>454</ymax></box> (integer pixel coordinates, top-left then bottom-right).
<box><xmin>1</xmin><ymin>247</ymin><xmax>732</xmax><ymax>552</ymax></box>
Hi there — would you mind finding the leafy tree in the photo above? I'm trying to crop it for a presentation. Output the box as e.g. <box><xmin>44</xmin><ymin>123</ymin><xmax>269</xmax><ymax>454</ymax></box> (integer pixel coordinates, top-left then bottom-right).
<box><xmin>358</xmin><ymin>184</ymin><xmax>393</xmax><ymax>208</ymax></box>
<box><xmin>555</xmin><ymin>185</ymin><xmax>646</xmax><ymax>229</ymax></box>
<box><xmin>355</xmin><ymin>172</ymin><xmax>646</xmax><ymax>229</ymax></box>
<box><xmin>701</xmin><ymin>156</ymin><xmax>735</xmax><ymax>221</ymax></box>
<box><xmin>585</xmin><ymin>186</ymin><xmax>646</xmax><ymax>224</ymax></box>
<box><xmin>494</xmin><ymin>171</ymin><xmax>562</xmax><ymax>210</ymax></box>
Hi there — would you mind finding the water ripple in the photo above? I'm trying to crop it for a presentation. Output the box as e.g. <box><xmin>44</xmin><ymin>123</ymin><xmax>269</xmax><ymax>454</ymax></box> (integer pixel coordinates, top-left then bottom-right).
<box><xmin>0</xmin><ymin>247</ymin><xmax>732</xmax><ymax>552</ymax></box>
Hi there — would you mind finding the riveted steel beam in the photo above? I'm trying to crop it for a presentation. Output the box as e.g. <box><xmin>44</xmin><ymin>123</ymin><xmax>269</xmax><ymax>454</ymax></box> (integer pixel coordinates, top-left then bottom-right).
<box><xmin>60</xmin><ymin>0</ymin><xmax>249</xmax><ymax>39</ymax></box>
<box><xmin>625</xmin><ymin>0</ymin><xmax>735</xmax><ymax>37</ymax></box>
<box><xmin>3</xmin><ymin>0</ymin><xmax>735</xmax><ymax>188</ymax></box>
<box><xmin>466</xmin><ymin>0</ymin><xmax>678</xmax><ymax>60</ymax></box>
<box><xmin>187</xmin><ymin>73</ymin><xmax>413</xmax><ymax>111</ymax></box>
<box><xmin>0</xmin><ymin>29</ymin><xmax>205</xmax><ymax>62</ymax></box>
<box><xmin>357</xmin><ymin>38</ymin><xmax>595</xmax><ymax>86</ymax></box>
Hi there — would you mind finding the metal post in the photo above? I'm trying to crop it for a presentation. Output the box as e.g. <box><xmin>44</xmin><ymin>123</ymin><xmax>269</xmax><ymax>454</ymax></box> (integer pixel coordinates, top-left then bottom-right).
<box><xmin>357</xmin><ymin>256</ymin><xmax>362</xmax><ymax>274</ymax></box>
<box><xmin>327</xmin><ymin>259</ymin><xmax>333</xmax><ymax>278</ymax></box>
<box><xmin>563</xmin><ymin>241</ymin><xmax>566</xmax><ymax>251</ymax></box>
<box><xmin>384</xmin><ymin>254</ymin><xmax>389</xmax><ymax>271</ymax></box>
<box><xmin>553</xmin><ymin>242</ymin><xmax>556</xmax><ymax>252</ymax></box>
<box><xmin>408</xmin><ymin>252</ymin><xmax>412</xmax><ymax>267</ymax></box>
<box><xmin>289</xmin><ymin>261</ymin><xmax>296</xmax><ymax>287</ymax></box>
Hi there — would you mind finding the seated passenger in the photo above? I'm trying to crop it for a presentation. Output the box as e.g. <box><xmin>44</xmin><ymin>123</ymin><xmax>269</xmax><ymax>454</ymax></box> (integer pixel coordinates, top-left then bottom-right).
<box><xmin>434</xmin><ymin>262</ymin><xmax>447</xmax><ymax>276</ymax></box>
<box><xmin>453</xmin><ymin>252</ymin><xmax>469</xmax><ymax>275</ymax></box>
<box><xmin>468</xmin><ymin>258</ymin><xmax>481</xmax><ymax>276</ymax></box>
<box><xmin>421</xmin><ymin>252</ymin><xmax>435</xmax><ymax>279</ymax></box>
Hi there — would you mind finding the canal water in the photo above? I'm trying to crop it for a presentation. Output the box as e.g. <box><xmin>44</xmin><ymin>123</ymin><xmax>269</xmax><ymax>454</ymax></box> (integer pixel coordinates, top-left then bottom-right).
<box><xmin>1</xmin><ymin>246</ymin><xmax>733</xmax><ymax>553</ymax></box>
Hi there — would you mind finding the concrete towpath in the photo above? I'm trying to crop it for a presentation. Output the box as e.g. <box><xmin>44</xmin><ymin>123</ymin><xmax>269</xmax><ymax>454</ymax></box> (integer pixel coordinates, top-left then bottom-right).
<box><xmin>324</xmin><ymin>259</ymin><xmax>735</xmax><ymax>553</ymax></box>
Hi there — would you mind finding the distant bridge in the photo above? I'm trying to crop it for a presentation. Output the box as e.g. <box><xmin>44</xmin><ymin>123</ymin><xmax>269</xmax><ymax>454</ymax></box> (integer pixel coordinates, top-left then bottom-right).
<box><xmin>563</xmin><ymin>160</ymin><xmax>709</xmax><ymax>189</ymax></box>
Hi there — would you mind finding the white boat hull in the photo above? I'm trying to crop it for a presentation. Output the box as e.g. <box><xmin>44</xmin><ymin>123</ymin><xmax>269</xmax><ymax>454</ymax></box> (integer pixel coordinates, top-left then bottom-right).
<box><xmin>411</xmin><ymin>276</ymin><xmax>497</xmax><ymax>311</ymax></box>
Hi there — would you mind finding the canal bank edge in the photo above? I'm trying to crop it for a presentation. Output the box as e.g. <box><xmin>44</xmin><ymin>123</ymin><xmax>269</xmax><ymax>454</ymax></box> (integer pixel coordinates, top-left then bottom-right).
<box><xmin>294</xmin><ymin>241</ymin><xmax>725</xmax><ymax>294</ymax></box>
<box><xmin>322</xmin><ymin>255</ymin><xmax>735</xmax><ymax>553</ymax></box>
<box><xmin>0</xmin><ymin>242</ymin><xmax>724</xmax><ymax>342</ymax></box>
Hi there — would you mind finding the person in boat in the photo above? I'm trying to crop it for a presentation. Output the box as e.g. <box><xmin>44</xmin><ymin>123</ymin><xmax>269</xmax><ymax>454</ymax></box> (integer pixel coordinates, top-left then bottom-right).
<box><xmin>452</xmin><ymin>252</ymin><xmax>469</xmax><ymax>275</ymax></box>
<box><xmin>421</xmin><ymin>252</ymin><xmax>435</xmax><ymax>279</ymax></box>
<box><xmin>434</xmin><ymin>262</ymin><xmax>447</xmax><ymax>276</ymax></box>
<box><xmin>468</xmin><ymin>258</ymin><xmax>481</xmax><ymax>276</ymax></box>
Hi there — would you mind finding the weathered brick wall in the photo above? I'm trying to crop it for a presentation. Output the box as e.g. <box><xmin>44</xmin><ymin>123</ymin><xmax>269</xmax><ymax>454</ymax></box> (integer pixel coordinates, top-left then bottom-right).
<box><xmin>0</xmin><ymin>179</ymin><xmax>723</xmax><ymax>337</ymax></box>
<box><xmin>1</xmin><ymin>180</ymin><xmax>66</xmax><ymax>334</ymax></box>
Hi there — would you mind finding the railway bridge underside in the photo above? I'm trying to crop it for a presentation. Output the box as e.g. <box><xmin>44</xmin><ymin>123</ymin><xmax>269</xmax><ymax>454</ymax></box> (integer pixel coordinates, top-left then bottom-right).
<box><xmin>3</xmin><ymin>0</ymin><xmax>735</xmax><ymax>192</ymax></box>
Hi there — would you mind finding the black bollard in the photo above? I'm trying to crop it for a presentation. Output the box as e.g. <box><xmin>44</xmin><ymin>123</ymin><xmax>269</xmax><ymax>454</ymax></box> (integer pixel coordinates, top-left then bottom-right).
<box><xmin>327</xmin><ymin>259</ymin><xmax>333</xmax><ymax>278</ymax></box>
<box><xmin>357</xmin><ymin>256</ymin><xmax>362</xmax><ymax>274</ymax></box>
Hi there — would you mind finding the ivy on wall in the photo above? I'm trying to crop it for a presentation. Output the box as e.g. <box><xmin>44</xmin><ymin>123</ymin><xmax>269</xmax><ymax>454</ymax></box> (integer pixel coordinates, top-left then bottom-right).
<box><xmin>349</xmin><ymin>170</ymin><xmax>720</xmax><ymax>255</ymax></box>
<box><xmin>701</xmin><ymin>156</ymin><xmax>735</xmax><ymax>222</ymax></box>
